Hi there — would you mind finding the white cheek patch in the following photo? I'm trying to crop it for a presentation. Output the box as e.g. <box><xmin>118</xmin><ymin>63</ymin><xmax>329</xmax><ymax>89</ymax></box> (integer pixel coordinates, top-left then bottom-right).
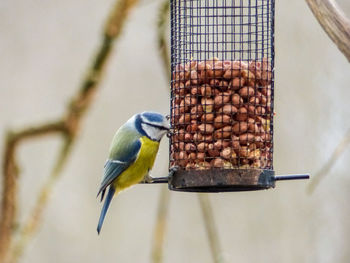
<box><xmin>142</xmin><ymin>123</ymin><xmax>161</xmax><ymax>141</ymax></box>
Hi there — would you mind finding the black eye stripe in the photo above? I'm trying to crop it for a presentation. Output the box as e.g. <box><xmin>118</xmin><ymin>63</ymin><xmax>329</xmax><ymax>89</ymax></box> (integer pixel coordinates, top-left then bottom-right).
<box><xmin>143</xmin><ymin>122</ymin><xmax>169</xmax><ymax>130</ymax></box>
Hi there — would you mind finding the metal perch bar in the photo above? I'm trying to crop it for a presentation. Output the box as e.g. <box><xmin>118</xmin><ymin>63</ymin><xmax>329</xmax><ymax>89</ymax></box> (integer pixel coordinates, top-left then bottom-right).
<box><xmin>274</xmin><ymin>174</ymin><xmax>310</xmax><ymax>181</ymax></box>
<box><xmin>140</xmin><ymin>177</ymin><xmax>169</xmax><ymax>184</ymax></box>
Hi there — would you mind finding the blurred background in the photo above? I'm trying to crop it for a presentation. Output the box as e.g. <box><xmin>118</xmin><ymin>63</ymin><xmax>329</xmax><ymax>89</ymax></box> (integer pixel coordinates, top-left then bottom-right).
<box><xmin>1</xmin><ymin>0</ymin><xmax>350</xmax><ymax>262</ymax></box>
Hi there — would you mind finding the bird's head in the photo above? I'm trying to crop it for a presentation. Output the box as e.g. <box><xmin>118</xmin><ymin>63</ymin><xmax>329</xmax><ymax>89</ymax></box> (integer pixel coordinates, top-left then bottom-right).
<box><xmin>133</xmin><ymin>111</ymin><xmax>170</xmax><ymax>141</ymax></box>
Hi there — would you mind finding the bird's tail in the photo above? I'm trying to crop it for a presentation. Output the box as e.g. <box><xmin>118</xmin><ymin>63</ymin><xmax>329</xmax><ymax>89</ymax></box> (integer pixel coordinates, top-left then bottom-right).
<box><xmin>97</xmin><ymin>186</ymin><xmax>115</xmax><ymax>234</ymax></box>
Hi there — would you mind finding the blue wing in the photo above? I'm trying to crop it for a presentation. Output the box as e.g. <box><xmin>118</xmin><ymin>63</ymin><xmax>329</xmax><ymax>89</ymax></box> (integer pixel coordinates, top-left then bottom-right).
<box><xmin>97</xmin><ymin>138</ymin><xmax>141</xmax><ymax>201</ymax></box>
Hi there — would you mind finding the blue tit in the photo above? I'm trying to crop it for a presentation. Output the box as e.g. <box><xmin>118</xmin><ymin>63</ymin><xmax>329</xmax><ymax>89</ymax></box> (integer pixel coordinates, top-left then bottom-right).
<box><xmin>97</xmin><ymin>111</ymin><xmax>169</xmax><ymax>234</ymax></box>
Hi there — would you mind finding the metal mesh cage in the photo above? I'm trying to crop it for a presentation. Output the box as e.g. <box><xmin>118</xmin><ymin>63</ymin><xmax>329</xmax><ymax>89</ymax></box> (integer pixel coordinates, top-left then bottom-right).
<box><xmin>169</xmin><ymin>0</ymin><xmax>275</xmax><ymax>192</ymax></box>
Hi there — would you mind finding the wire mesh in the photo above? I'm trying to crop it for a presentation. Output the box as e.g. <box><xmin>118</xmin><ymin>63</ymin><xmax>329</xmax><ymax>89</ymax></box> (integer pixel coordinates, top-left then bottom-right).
<box><xmin>170</xmin><ymin>0</ymin><xmax>275</xmax><ymax>174</ymax></box>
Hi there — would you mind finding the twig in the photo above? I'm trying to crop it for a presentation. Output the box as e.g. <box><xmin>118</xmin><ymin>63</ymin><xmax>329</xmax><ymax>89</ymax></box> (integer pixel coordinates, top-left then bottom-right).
<box><xmin>305</xmin><ymin>0</ymin><xmax>350</xmax><ymax>61</ymax></box>
<box><xmin>0</xmin><ymin>121</ymin><xmax>65</xmax><ymax>262</ymax></box>
<box><xmin>198</xmin><ymin>194</ymin><xmax>224</xmax><ymax>263</ymax></box>
<box><xmin>0</xmin><ymin>1</ymin><xmax>139</xmax><ymax>263</ymax></box>
<box><xmin>307</xmin><ymin>128</ymin><xmax>350</xmax><ymax>193</ymax></box>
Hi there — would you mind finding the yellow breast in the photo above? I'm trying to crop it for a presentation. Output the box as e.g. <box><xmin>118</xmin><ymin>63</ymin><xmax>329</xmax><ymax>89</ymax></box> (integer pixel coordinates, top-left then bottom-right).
<box><xmin>113</xmin><ymin>136</ymin><xmax>160</xmax><ymax>191</ymax></box>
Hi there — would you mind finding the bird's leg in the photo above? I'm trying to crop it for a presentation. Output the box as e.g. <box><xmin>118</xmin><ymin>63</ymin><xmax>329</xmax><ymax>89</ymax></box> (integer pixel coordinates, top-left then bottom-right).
<box><xmin>143</xmin><ymin>173</ymin><xmax>154</xmax><ymax>183</ymax></box>
<box><xmin>139</xmin><ymin>167</ymin><xmax>179</xmax><ymax>184</ymax></box>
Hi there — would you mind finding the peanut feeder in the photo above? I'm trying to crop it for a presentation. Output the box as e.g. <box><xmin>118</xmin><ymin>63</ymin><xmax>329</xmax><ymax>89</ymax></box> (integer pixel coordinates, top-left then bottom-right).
<box><xmin>164</xmin><ymin>0</ymin><xmax>308</xmax><ymax>192</ymax></box>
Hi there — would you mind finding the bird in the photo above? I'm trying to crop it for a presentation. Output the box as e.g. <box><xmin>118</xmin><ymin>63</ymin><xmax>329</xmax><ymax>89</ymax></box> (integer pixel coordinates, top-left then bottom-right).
<box><xmin>96</xmin><ymin>111</ymin><xmax>170</xmax><ymax>234</ymax></box>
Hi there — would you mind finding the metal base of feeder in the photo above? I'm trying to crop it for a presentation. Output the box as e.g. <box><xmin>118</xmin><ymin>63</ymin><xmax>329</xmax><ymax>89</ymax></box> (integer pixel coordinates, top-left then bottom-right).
<box><xmin>168</xmin><ymin>169</ymin><xmax>275</xmax><ymax>193</ymax></box>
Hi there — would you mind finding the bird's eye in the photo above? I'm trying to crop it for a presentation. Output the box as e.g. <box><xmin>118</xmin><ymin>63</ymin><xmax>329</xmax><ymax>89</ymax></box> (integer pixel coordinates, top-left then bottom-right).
<box><xmin>165</xmin><ymin>114</ymin><xmax>170</xmax><ymax>120</ymax></box>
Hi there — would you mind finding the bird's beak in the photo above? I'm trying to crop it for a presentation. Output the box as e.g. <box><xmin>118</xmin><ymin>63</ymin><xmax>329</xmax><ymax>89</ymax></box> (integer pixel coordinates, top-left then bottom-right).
<box><xmin>166</xmin><ymin>126</ymin><xmax>174</xmax><ymax>138</ymax></box>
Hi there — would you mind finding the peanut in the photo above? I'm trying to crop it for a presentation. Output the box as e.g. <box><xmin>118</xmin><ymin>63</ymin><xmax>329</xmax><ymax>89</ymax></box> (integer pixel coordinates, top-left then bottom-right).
<box><xmin>185</xmin><ymin>143</ymin><xmax>196</xmax><ymax>152</ymax></box>
<box><xmin>232</xmin><ymin>94</ymin><xmax>243</xmax><ymax>106</ymax></box>
<box><xmin>188</xmin><ymin>152</ymin><xmax>197</xmax><ymax>160</ymax></box>
<box><xmin>201</xmin><ymin>113</ymin><xmax>215</xmax><ymax>123</ymax></box>
<box><xmin>184</xmin><ymin>94</ymin><xmax>197</xmax><ymax>106</ymax></box>
<box><xmin>190</xmin><ymin>105</ymin><xmax>203</xmax><ymax>119</ymax></box>
<box><xmin>241</xmin><ymin>69</ymin><xmax>256</xmax><ymax>81</ymax></box>
<box><xmin>239</xmin><ymin>86</ymin><xmax>255</xmax><ymax>98</ymax></box>
<box><xmin>261</xmin><ymin>133</ymin><xmax>271</xmax><ymax>142</ymax></box>
<box><xmin>232</xmin><ymin>122</ymin><xmax>248</xmax><ymax>134</ymax></box>
<box><xmin>174</xmin><ymin>141</ymin><xmax>185</xmax><ymax>151</ymax></box>
<box><xmin>184</xmin><ymin>80</ymin><xmax>191</xmax><ymax>87</ymax></box>
<box><xmin>248</xmin><ymin>123</ymin><xmax>259</xmax><ymax>133</ymax></box>
<box><xmin>201</xmin><ymin>98</ymin><xmax>214</xmax><ymax>113</ymax></box>
<box><xmin>249</xmin><ymin>96</ymin><xmax>260</xmax><ymax>105</ymax></box>
<box><xmin>184</xmin><ymin>133</ymin><xmax>192</xmax><ymax>142</ymax></box>
<box><xmin>196</xmin><ymin>161</ymin><xmax>211</xmax><ymax>170</ymax></box>
<box><xmin>178</xmin><ymin>113</ymin><xmax>191</xmax><ymax>124</ymax></box>
<box><xmin>190</xmin><ymin>70</ymin><xmax>199</xmax><ymax>84</ymax></box>
<box><xmin>209</xmin><ymin>78</ymin><xmax>220</xmax><ymax>87</ymax></box>
<box><xmin>208</xmin><ymin>143</ymin><xmax>220</xmax><ymax>157</ymax></box>
<box><xmin>232</xmin><ymin>140</ymin><xmax>240</xmax><ymax>150</ymax></box>
<box><xmin>247</xmin><ymin>105</ymin><xmax>256</xmax><ymax>115</ymax></box>
<box><xmin>239</xmin><ymin>133</ymin><xmax>255</xmax><ymax>145</ymax></box>
<box><xmin>214</xmin><ymin>92</ymin><xmax>231</xmax><ymax>106</ymax></box>
<box><xmin>197</xmin><ymin>152</ymin><xmax>205</xmax><ymax>161</ymax></box>
<box><xmin>211</xmin><ymin>158</ymin><xmax>225</xmax><ymax>168</ymax></box>
<box><xmin>201</xmin><ymin>84</ymin><xmax>212</xmax><ymax>97</ymax></box>
<box><xmin>214</xmin><ymin>114</ymin><xmax>231</xmax><ymax>128</ymax></box>
<box><xmin>186</xmin><ymin>162</ymin><xmax>196</xmax><ymax>170</ymax></box>
<box><xmin>214</xmin><ymin>126</ymin><xmax>232</xmax><ymax>139</ymax></box>
<box><xmin>213</xmin><ymin>140</ymin><xmax>231</xmax><ymax>150</ymax></box>
<box><xmin>208</xmin><ymin>61</ymin><xmax>225</xmax><ymax>78</ymax></box>
<box><xmin>236</xmin><ymin>107</ymin><xmax>248</xmax><ymax>121</ymax></box>
<box><xmin>179</xmin><ymin>100</ymin><xmax>188</xmax><ymax>114</ymax></box>
<box><xmin>198</xmin><ymin>124</ymin><xmax>214</xmax><ymax>134</ymax></box>
<box><xmin>218</xmin><ymin>80</ymin><xmax>229</xmax><ymax>90</ymax></box>
<box><xmin>255</xmin><ymin>106</ymin><xmax>266</xmax><ymax>116</ymax></box>
<box><xmin>185</xmin><ymin>60</ymin><xmax>197</xmax><ymax>71</ymax></box>
<box><xmin>220</xmin><ymin>147</ymin><xmax>236</xmax><ymax>160</ymax></box>
<box><xmin>192</xmin><ymin>132</ymin><xmax>203</xmax><ymax>142</ymax></box>
<box><xmin>197</xmin><ymin>142</ymin><xmax>208</xmax><ymax>152</ymax></box>
<box><xmin>198</xmin><ymin>61</ymin><xmax>207</xmax><ymax>71</ymax></box>
<box><xmin>248</xmin><ymin>149</ymin><xmax>261</xmax><ymax>160</ymax></box>
<box><xmin>203</xmin><ymin>135</ymin><xmax>213</xmax><ymax>142</ymax></box>
<box><xmin>239</xmin><ymin>146</ymin><xmax>249</xmax><ymax>157</ymax></box>
<box><xmin>218</xmin><ymin>105</ymin><xmax>238</xmax><ymax>115</ymax></box>
<box><xmin>229</xmin><ymin>77</ymin><xmax>245</xmax><ymax>90</ymax></box>
<box><xmin>185</xmin><ymin>120</ymin><xmax>198</xmax><ymax>132</ymax></box>
<box><xmin>191</xmin><ymin>86</ymin><xmax>201</xmax><ymax>95</ymax></box>
<box><xmin>177</xmin><ymin>151</ymin><xmax>188</xmax><ymax>166</ymax></box>
<box><xmin>223</xmin><ymin>69</ymin><xmax>240</xmax><ymax>79</ymax></box>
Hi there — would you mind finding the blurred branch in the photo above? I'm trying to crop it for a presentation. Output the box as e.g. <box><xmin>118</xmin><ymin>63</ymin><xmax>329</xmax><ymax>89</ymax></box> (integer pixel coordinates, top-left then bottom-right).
<box><xmin>151</xmin><ymin>2</ymin><xmax>170</xmax><ymax>262</ymax></box>
<box><xmin>157</xmin><ymin>0</ymin><xmax>171</xmax><ymax>80</ymax></box>
<box><xmin>0</xmin><ymin>0</ymin><xmax>139</xmax><ymax>263</ymax></box>
<box><xmin>9</xmin><ymin>137</ymin><xmax>73</xmax><ymax>263</ymax></box>
<box><xmin>151</xmin><ymin>186</ymin><xmax>170</xmax><ymax>263</ymax></box>
<box><xmin>0</xmin><ymin>122</ymin><xmax>66</xmax><ymax>262</ymax></box>
<box><xmin>198</xmin><ymin>194</ymin><xmax>224</xmax><ymax>263</ymax></box>
<box><xmin>305</xmin><ymin>0</ymin><xmax>350</xmax><ymax>62</ymax></box>
<box><xmin>308</xmin><ymin>128</ymin><xmax>350</xmax><ymax>193</ymax></box>
<box><xmin>305</xmin><ymin>0</ymin><xmax>350</xmax><ymax>192</ymax></box>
